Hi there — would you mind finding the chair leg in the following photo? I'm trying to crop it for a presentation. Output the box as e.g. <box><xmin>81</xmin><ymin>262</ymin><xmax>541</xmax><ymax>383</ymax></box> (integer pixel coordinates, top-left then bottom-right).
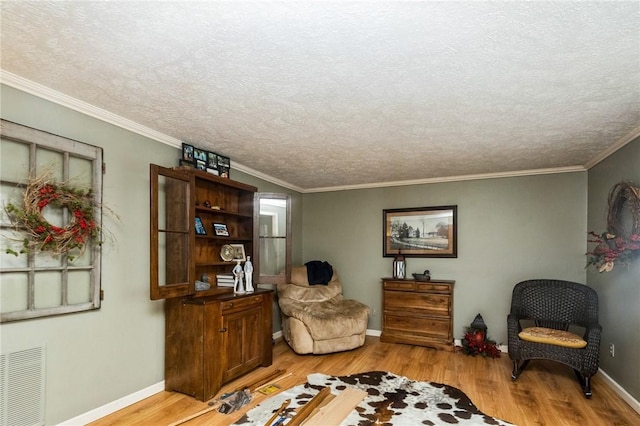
<box><xmin>511</xmin><ymin>360</ymin><xmax>530</xmax><ymax>380</ymax></box>
<box><xmin>584</xmin><ymin>376</ymin><xmax>592</xmax><ymax>398</ymax></box>
<box><xmin>573</xmin><ymin>370</ymin><xmax>592</xmax><ymax>398</ymax></box>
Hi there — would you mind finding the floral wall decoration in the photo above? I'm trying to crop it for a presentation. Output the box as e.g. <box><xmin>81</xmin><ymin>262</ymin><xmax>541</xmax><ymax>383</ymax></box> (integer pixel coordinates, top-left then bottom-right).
<box><xmin>4</xmin><ymin>171</ymin><xmax>108</xmax><ymax>261</ymax></box>
<box><xmin>587</xmin><ymin>181</ymin><xmax>640</xmax><ymax>272</ymax></box>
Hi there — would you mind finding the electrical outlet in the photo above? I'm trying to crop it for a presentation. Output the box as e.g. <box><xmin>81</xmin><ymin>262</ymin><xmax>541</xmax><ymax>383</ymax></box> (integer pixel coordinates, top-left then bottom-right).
<box><xmin>371</xmin><ymin>308</ymin><xmax>378</xmax><ymax>317</ymax></box>
<box><xmin>609</xmin><ymin>343</ymin><xmax>615</xmax><ymax>357</ymax></box>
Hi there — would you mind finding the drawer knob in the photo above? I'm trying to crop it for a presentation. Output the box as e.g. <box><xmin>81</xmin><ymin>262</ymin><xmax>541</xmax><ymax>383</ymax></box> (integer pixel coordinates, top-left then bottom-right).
<box><xmin>219</xmin><ymin>327</ymin><xmax>227</xmax><ymax>333</ymax></box>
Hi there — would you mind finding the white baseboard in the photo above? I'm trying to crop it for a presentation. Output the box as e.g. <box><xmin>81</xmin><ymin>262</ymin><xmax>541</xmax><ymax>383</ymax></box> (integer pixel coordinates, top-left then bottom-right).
<box><xmin>598</xmin><ymin>368</ymin><xmax>640</xmax><ymax>415</ymax></box>
<box><xmin>56</xmin><ymin>381</ymin><xmax>165</xmax><ymax>425</ymax></box>
<box><xmin>366</xmin><ymin>329</ymin><xmax>381</xmax><ymax>337</ymax></box>
<box><xmin>59</xmin><ymin>331</ymin><xmax>284</xmax><ymax>425</ymax></box>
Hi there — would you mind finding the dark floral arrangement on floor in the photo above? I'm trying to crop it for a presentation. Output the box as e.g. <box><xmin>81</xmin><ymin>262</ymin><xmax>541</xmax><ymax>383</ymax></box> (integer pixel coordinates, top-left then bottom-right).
<box><xmin>4</xmin><ymin>172</ymin><xmax>102</xmax><ymax>261</ymax></box>
<box><xmin>460</xmin><ymin>328</ymin><xmax>501</xmax><ymax>358</ymax></box>
<box><xmin>587</xmin><ymin>181</ymin><xmax>640</xmax><ymax>272</ymax></box>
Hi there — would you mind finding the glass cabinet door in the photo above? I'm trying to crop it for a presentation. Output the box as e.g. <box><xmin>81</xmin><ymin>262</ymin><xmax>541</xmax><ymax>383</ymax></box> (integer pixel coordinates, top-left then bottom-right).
<box><xmin>150</xmin><ymin>164</ymin><xmax>193</xmax><ymax>299</ymax></box>
<box><xmin>253</xmin><ymin>193</ymin><xmax>291</xmax><ymax>285</ymax></box>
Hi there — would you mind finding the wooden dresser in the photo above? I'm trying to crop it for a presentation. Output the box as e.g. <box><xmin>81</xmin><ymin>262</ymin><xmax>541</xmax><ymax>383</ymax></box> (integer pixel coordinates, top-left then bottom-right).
<box><xmin>381</xmin><ymin>278</ymin><xmax>455</xmax><ymax>351</ymax></box>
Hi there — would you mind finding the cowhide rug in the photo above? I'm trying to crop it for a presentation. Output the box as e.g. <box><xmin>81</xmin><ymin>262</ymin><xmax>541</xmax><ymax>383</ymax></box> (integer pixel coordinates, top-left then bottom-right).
<box><xmin>233</xmin><ymin>370</ymin><xmax>514</xmax><ymax>425</ymax></box>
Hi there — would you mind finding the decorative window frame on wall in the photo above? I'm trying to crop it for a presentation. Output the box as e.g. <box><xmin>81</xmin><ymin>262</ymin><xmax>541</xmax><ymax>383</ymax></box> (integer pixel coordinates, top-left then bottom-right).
<box><xmin>0</xmin><ymin>120</ymin><xmax>104</xmax><ymax>322</ymax></box>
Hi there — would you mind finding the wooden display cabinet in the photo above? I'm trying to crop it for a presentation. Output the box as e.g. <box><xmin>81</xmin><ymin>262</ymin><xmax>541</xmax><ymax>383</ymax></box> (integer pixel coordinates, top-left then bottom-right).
<box><xmin>150</xmin><ymin>164</ymin><xmax>273</xmax><ymax>401</ymax></box>
<box><xmin>150</xmin><ymin>164</ymin><xmax>257</xmax><ymax>299</ymax></box>
<box><xmin>380</xmin><ymin>278</ymin><xmax>455</xmax><ymax>351</ymax></box>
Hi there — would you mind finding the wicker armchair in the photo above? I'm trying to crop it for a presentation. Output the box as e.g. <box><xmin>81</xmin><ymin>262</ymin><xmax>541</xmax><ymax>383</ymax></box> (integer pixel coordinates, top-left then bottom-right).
<box><xmin>507</xmin><ymin>279</ymin><xmax>601</xmax><ymax>398</ymax></box>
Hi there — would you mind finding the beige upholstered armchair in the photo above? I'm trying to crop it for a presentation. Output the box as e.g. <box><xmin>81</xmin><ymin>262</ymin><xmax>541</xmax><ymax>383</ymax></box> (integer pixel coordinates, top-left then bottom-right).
<box><xmin>277</xmin><ymin>264</ymin><xmax>370</xmax><ymax>354</ymax></box>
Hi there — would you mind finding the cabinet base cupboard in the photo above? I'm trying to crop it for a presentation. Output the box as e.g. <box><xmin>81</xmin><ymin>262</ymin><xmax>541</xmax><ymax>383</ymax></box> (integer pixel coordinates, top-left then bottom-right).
<box><xmin>381</xmin><ymin>278</ymin><xmax>454</xmax><ymax>351</ymax></box>
<box><xmin>164</xmin><ymin>290</ymin><xmax>273</xmax><ymax>401</ymax></box>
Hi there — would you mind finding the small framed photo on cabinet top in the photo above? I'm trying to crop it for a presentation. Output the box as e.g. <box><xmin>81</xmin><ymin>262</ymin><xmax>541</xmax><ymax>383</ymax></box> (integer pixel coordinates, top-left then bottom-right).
<box><xmin>193</xmin><ymin>148</ymin><xmax>207</xmax><ymax>162</ymax></box>
<box><xmin>217</xmin><ymin>155</ymin><xmax>230</xmax><ymax>178</ymax></box>
<box><xmin>206</xmin><ymin>151</ymin><xmax>220</xmax><ymax>175</ymax></box>
<box><xmin>207</xmin><ymin>151</ymin><xmax>218</xmax><ymax>169</ymax></box>
<box><xmin>182</xmin><ymin>143</ymin><xmax>194</xmax><ymax>162</ymax></box>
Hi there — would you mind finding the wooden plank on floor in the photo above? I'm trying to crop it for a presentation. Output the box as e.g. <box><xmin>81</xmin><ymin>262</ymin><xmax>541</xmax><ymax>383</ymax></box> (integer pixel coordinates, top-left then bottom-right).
<box><xmin>303</xmin><ymin>388</ymin><xmax>367</xmax><ymax>426</ymax></box>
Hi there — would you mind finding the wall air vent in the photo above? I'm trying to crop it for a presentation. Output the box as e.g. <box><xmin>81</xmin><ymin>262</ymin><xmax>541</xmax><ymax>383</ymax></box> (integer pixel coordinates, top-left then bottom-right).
<box><xmin>0</xmin><ymin>346</ymin><xmax>46</xmax><ymax>426</ymax></box>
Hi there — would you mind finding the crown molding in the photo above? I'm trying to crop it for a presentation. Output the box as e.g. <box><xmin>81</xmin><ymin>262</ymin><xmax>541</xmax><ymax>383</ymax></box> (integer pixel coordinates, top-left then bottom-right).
<box><xmin>2</xmin><ymin>70</ymin><xmax>622</xmax><ymax>194</ymax></box>
<box><xmin>0</xmin><ymin>70</ymin><xmax>304</xmax><ymax>192</ymax></box>
<box><xmin>305</xmin><ymin>166</ymin><xmax>586</xmax><ymax>193</ymax></box>
<box><xmin>230</xmin><ymin>161</ymin><xmax>305</xmax><ymax>192</ymax></box>
<box><xmin>583</xmin><ymin>124</ymin><xmax>640</xmax><ymax>169</ymax></box>
<box><xmin>0</xmin><ymin>70</ymin><xmax>183</xmax><ymax>147</ymax></box>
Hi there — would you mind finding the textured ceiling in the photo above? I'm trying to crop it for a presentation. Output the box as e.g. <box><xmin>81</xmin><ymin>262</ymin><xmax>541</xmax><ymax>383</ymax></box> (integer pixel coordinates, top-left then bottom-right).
<box><xmin>1</xmin><ymin>1</ymin><xmax>639</xmax><ymax>191</ymax></box>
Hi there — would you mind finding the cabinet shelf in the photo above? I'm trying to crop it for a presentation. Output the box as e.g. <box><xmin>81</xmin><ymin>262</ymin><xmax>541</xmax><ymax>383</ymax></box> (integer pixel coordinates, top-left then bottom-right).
<box><xmin>195</xmin><ymin>235</ymin><xmax>252</xmax><ymax>242</ymax></box>
<box><xmin>192</xmin><ymin>286</ymin><xmax>234</xmax><ymax>297</ymax></box>
<box><xmin>195</xmin><ymin>261</ymin><xmax>239</xmax><ymax>267</ymax></box>
<box><xmin>195</xmin><ymin>206</ymin><xmax>252</xmax><ymax>218</ymax></box>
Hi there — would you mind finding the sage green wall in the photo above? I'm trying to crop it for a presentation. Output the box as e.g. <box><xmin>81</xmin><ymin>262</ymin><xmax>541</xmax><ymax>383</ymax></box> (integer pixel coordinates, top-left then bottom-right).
<box><xmin>302</xmin><ymin>173</ymin><xmax>588</xmax><ymax>344</ymax></box>
<box><xmin>1</xmin><ymin>84</ymin><xmax>172</xmax><ymax>425</ymax></box>
<box><xmin>587</xmin><ymin>137</ymin><xmax>640</xmax><ymax>401</ymax></box>
<box><xmin>0</xmin><ymin>85</ymin><xmax>302</xmax><ymax>424</ymax></box>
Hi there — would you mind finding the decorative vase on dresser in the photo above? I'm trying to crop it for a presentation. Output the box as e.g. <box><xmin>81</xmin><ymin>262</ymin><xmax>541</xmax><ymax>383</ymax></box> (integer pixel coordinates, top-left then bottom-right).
<box><xmin>380</xmin><ymin>278</ymin><xmax>455</xmax><ymax>351</ymax></box>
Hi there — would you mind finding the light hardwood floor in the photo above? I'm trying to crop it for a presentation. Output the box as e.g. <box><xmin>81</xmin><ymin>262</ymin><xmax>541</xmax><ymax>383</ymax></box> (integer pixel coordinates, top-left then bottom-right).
<box><xmin>90</xmin><ymin>337</ymin><xmax>640</xmax><ymax>426</ymax></box>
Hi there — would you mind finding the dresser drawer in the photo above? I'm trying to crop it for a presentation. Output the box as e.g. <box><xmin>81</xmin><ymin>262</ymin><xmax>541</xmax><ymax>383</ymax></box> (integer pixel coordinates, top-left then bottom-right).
<box><xmin>221</xmin><ymin>295</ymin><xmax>263</xmax><ymax>313</ymax></box>
<box><xmin>416</xmin><ymin>282</ymin><xmax>451</xmax><ymax>293</ymax></box>
<box><xmin>384</xmin><ymin>314</ymin><xmax>450</xmax><ymax>339</ymax></box>
<box><xmin>383</xmin><ymin>280</ymin><xmax>416</xmax><ymax>291</ymax></box>
<box><xmin>384</xmin><ymin>291</ymin><xmax>450</xmax><ymax>316</ymax></box>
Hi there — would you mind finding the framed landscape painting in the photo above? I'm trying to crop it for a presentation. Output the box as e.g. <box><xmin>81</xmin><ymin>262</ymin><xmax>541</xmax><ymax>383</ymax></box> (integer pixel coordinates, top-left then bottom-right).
<box><xmin>383</xmin><ymin>205</ymin><xmax>457</xmax><ymax>258</ymax></box>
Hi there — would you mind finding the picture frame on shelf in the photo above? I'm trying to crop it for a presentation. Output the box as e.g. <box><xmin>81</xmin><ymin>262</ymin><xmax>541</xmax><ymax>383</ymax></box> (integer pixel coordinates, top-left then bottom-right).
<box><xmin>195</xmin><ymin>160</ymin><xmax>206</xmax><ymax>171</ymax></box>
<box><xmin>217</xmin><ymin>155</ymin><xmax>230</xmax><ymax>178</ymax></box>
<box><xmin>213</xmin><ymin>223</ymin><xmax>229</xmax><ymax>236</ymax></box>
<box><xmin>182</xmin><ymin>143</ymin><xmax>194</xmax><ymax>162</ymax></box>
<box><xmin>206</xmin><ymin>151</ymin><xmax>219</xmax><ymax>175</ymax></box>
<box><xmin>179</xmin><ymin>159</ymin><xmax>194</xmax><ymax>168</ymax></box>
<box><xmin>230</xmin><ymin>243</ymin><xmax>246</xmax><ymax>261</ymax></box>
<box><xmin>193</xmin><ymin>148</ymin><xmax>207</xmax><ymax>162</ymax></box>
<box><xmin>383</xmin><ymin>205</ymin><xmax>457</xmax><ymax>258</ymax></box>
<box><xmin>194</xmin><ymin>217</ymin><xmax>207</xmax><ymax>235</ymax></box>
